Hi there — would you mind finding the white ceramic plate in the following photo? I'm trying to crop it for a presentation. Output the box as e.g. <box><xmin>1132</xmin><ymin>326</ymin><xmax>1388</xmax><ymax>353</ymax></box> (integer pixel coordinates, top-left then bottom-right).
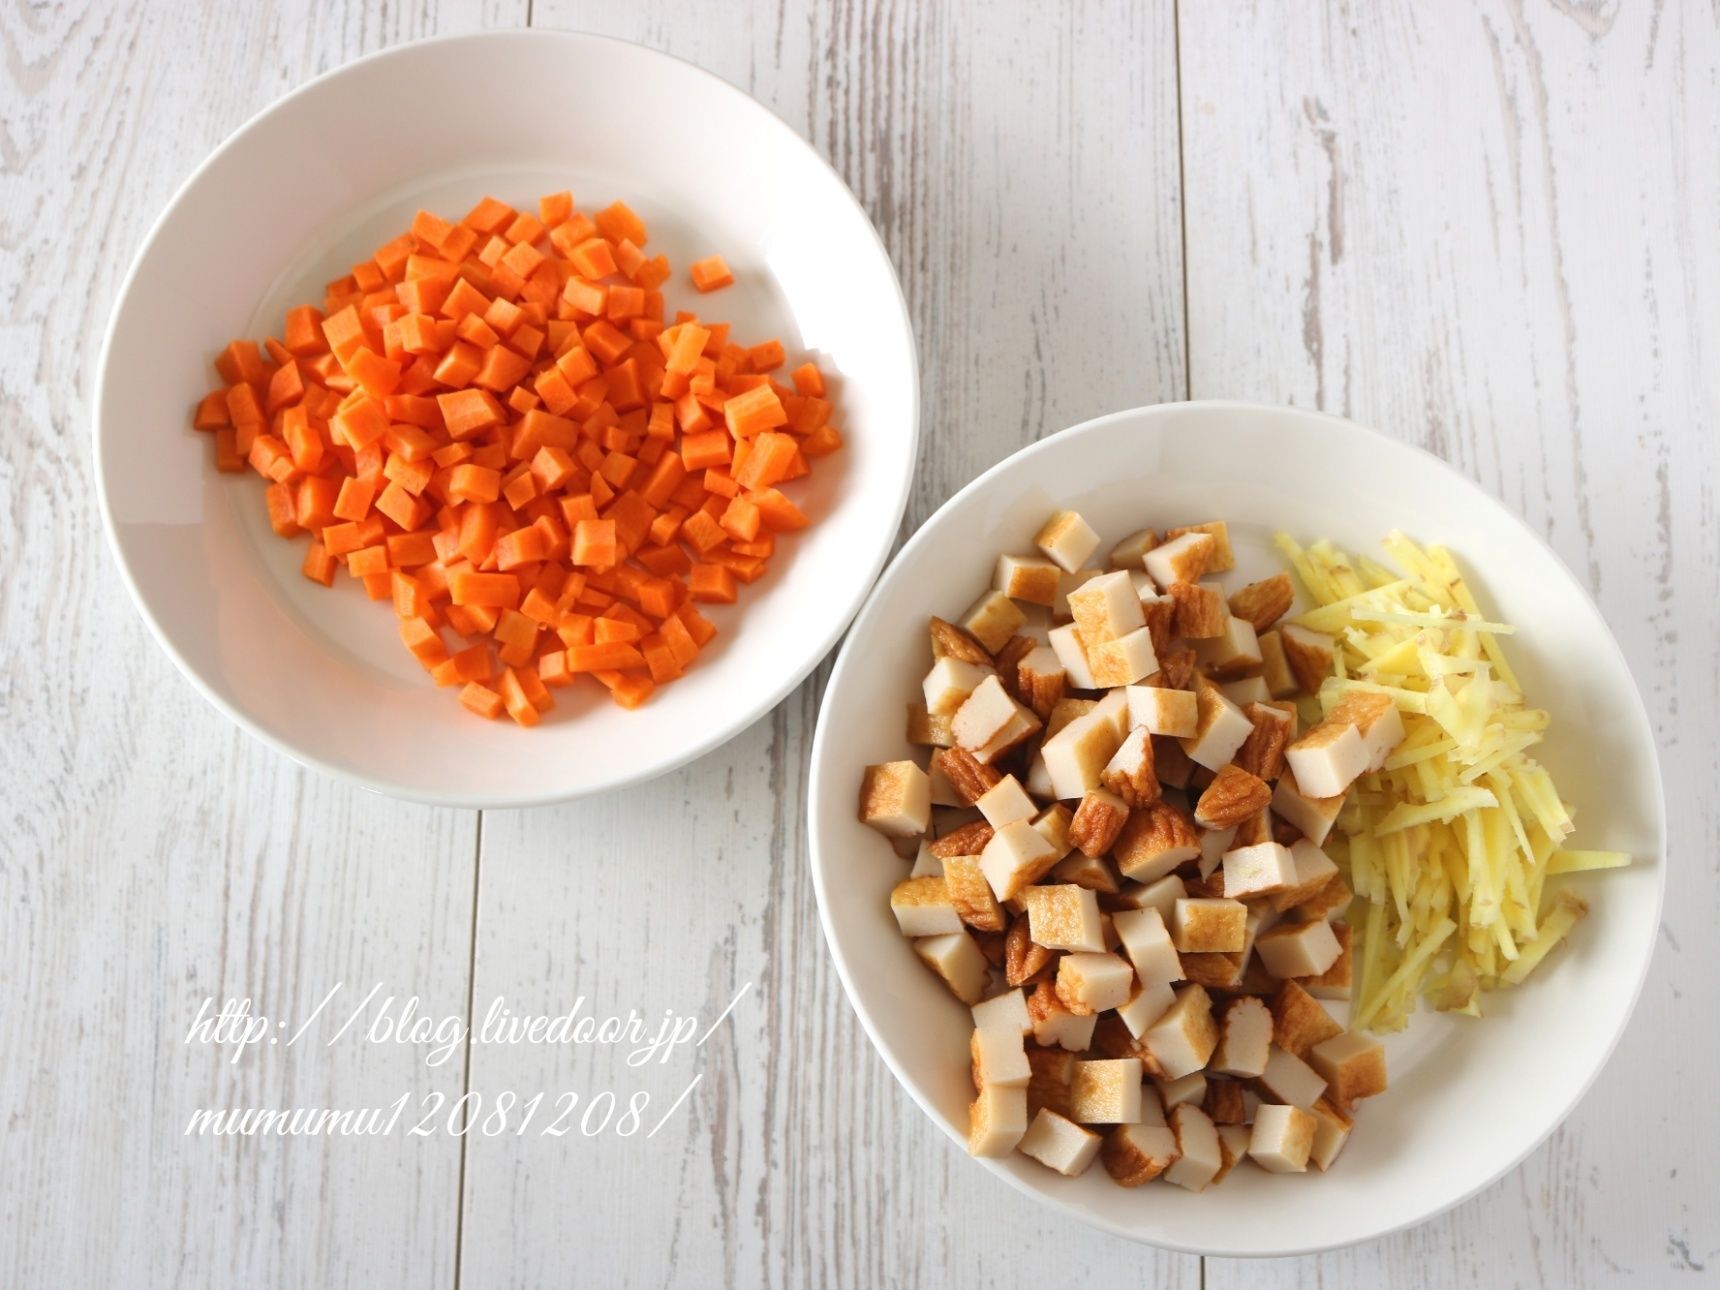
<box><xmin>808</xmin><ymin>402</ymin><xmax>1664</xmax><ymax>1256</ymax></box>
<box><xmin>95</xmin><ymin>30</ymin><xmax>916</xmax><ymax>807</ymax></box>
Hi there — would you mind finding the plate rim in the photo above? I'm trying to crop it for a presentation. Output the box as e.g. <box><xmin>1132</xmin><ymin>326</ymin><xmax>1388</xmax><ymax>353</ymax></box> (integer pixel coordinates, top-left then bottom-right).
<box><xmin>807</xmin><ymin>398</ymin><xmax>1667</xmax><ymax>1256</ymax></box>
<box><xmin>92</xmin><ymin>28</ymin><xmax>920</xmax><ymax>809</ymax></box>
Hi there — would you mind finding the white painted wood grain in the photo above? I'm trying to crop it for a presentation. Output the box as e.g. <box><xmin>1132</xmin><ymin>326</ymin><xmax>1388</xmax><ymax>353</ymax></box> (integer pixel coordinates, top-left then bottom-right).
<box><xmin>0</xmin><ymin>2</ymin><xmax>517</xmax><ymax>1288</ymax></box>
<box><xmin>1180</xmin><ymin>1</ymin><xmax>1720</xmax><ymax>1284</ymax></box>
<box><xmin>453</xmin><ymin>2</ymin><xmax>1195</xmax><ymax>1286</ymax></box>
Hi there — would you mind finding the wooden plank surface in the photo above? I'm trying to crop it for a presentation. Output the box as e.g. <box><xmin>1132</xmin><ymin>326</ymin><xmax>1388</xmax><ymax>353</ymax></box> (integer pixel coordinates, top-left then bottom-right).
<box><xmin>451</xmin><ymin>2</ymin><xmax>1194</xmax><ymax>1286</ymax></box>
<box><xmin>0</xmin><ymin>3</ymin><xmax>516</xmax><ymax>1288</ymax></box>
<box><xmin>1179</xmin><ymin>2</ymin><xmax>1720</xmax><ymax>1285</ymax></box>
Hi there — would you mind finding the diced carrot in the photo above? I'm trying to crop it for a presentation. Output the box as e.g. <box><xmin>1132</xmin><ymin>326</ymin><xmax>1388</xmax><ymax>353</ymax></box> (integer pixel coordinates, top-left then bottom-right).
<box><xmin>690</xmin><ymin>256</ymin><xmax>734</xmax><ymax>292</ymax></box>
<box><xmin>688</xmin><ymin>562</ymin><xmax>737</xmax><ymax>604</ymax></box>
<box><xmin>733</xmin><ymin>430</ymin><xmax>800</xmax><ymax>490</ymax></box>
<box><xmin>790</xmin><ymin>361</ymin><xmax>825</xmax><ymax>397</ymax></box>
<box><xmin>447</xmin><ymin>464</ymin><xmax>501</xmax><ymax>504</ymax></box>
<box><xmin>301</xmin><ymin>541</ymin><xmax>337</xmax><ymax>586</ymax></box>
<box><xmin>215</xmin><ymin>339</ymin><xmax>268</xmax><ymax>386</ymax></box>
<box><xmin>501</xmin><ymin>468</ymin><xmax>539</xmax><ymax>511</ymax></box>
<box><xmin>348</xmin><ymin>545</ymin><xmax>390</xmax><ymax>579</ymax></box>
<box><xmin>450</xmin><ymin>569</ymin><xmax>521</xmax><ymax>608</ymax></box>
<box><xmin>680</xmin><ymin>509</ymin><xmax>727</xmax><ymax>555</ymax></box>
<box><xmin>340</xmin><ymin>345</ymin><xmax>400</xmax><ymax>397</ymax></box>
<box><xmin>451</xmin><ymin>312</ymin><xmax>496</xmax><ymax>350</ymax></box>
<box><xmin>384</xmin><ymin>423</ymin><xmax>438</xmax><ymax>463</ymax></box>
<box><xmin>494</xmin><ymin>524</ymin><xmax>548</xmax><ymax>571</ymax></box>
<box><xmin>332</xmin><ymin>395</ymin><xmax>391</xmax><ymax>449</ymax></box>
<box><xmin>266</xmin><ymin>360</ymin><xmax>305</xmax><ymax>411</ymax></box>
<box><xmin>193</xmin><ymin>389</ymin><xmax>231</xmax><ymax>430</ymax></box>
<box><xmin>376</xmin><ymin>480</ymin><xmax>429</xmax><ymax>531</ymax></box>
<box><xmin>566</xmin><ymin>641</ymin><xmax>647</xmax><ymax>673</ymax></box>
<box><xmin>283</xmin><ymin>306</ymin><xmax>328</xmax><ymax>356</ymax></box>
<box><xmin>537</xmin><ymin>190</ymin><xmax>573</xmax><ymax>226</ymax></box>
<box><xmin>503</xmin><ymin>210</ymin><xmax>545</xmax><ymax>245</ymax></box>
<box><xmin>582</xmin><ymin>319</ymin><xmax>631</xmax><ymax>366</ymax></box>
<box><xmin>296</xmin><ymin>475</ymin><xmax>341</xmax><ymax>531</ymax></box>
<box><xmin>591</xmin><ymin>201</ymin><xmax>645</xmax><ymax>247</ymax></box>
<box><xmin>601</xmin><ymin>670</ymin><xmax>656</xmax><ymax>709</ymax></box>
<box><xmin>281</xmin><ymin>406</ymin><xmax>324</xmax><ymax>472</ymax></box>
<box><xmin>594</xmin><ymin>616</ymin><xmax>641</xmax><ymax>645</ymax></box>
<box><xmin>493</xmin><ymin>608</ymin><xmax>538</xmax><ymax>667</ymax></box>
<box><xmin>570</xmin><ymin>237</ymin><xmax>618</xmax><ymax>279</ymax></box>
<box><xmin>460</xmin><ymin>682</ymin><xmax>506</xmax><ymax>719</ymax></box>
<box><xmin>214</xmin><ymin>427</ymin><xmax>244</xmax><ymax>473</ymax></box>
<box><xmin>464</xmin><ymin>195</ymin><xmax>516</xmax><ymax>233</ymax></box>
<box><xmin>447</xmin><ymin>646</ymin><xmax>495</xmax><ymax>688</ymax></box>
<box><xmin>196</xmin><ymin>193</ymin><xmax>838</xmax><ymax>724</ymax></box>
<box><xmin>723</xmin><ymin>385</ymin><xmax>787</xmax><ymax>439</ymax></box>
<box><xmin>225</xmin><ymin>382</ymin><xmax>264</xmax><ymax>429</ymax></box>
<box><xmin>474</xmin><ymin>344</ymin><xmax>531</xmax><ymax>392</ymax></box>
<box><xmin>571</xmin><ymin>519</ymin><xmax>617</xmax><ymax>568</ymax></box>
<box><xmin>719</xmin><ymin>495</ymin><xmax>762</xmax><ymax>543</ymax></box>
<box><xmin>382</xmin><ymin>451</ymin><xmax>434</xmax><ymax>496</ymax></box>
<box><xmin>387</xmin><ymin>531</ymin><xmax>439</xmax><ymax>567</ymax></box>
<box><xmin>801</xmin><ymin>422</ymin><xmax>843</xmax><ymax>457</ymax></box>
<box><xmin>679</xmin><ymin>429</ymin><xmax>731</xmax><ymax>471</ymax></box>
<box><xmin>747</xmin><ymin>340</ymin><xmax>786</xmax><ymax>372</ymax></box>
<box><xmin>529</xmin><ymin>445</ymin><xmax>577</xmax><ymax>493</ymax></box>
<box><xmin>748</xmin><ymin>487</ymin><xmax>809</xmax><ymax>530</ymax></box>
<box><xmin>537</xmin><ymin>649</ymin><xmax>573</xmax><ymax>687</ymax></box>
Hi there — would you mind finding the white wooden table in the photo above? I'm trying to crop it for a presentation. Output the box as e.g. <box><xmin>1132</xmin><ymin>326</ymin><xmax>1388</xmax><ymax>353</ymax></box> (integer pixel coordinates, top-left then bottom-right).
<box><xmin>4</xmin><ymin>1</ymin><xmax>1716</xmax><ymax>1285</ymax></box>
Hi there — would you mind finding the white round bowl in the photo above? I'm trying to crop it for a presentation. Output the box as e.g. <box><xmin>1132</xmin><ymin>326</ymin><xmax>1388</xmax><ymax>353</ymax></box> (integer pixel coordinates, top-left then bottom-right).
<box><xmin>808</xmin><ymin>402</ymin><xmax>1664</xmax><ymax>1255</ymax></box>
<box><xmin>95</xmin><ymin>30</ymin><xmax>917</xmax><ymax>807</ymax></box>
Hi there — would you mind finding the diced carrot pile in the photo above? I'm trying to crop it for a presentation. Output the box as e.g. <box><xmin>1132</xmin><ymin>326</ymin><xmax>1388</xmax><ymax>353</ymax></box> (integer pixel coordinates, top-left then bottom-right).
<box><xmin>192</xmin><ymin>192</ymin><xmax>843</xmax><ymax>724</ymax></box>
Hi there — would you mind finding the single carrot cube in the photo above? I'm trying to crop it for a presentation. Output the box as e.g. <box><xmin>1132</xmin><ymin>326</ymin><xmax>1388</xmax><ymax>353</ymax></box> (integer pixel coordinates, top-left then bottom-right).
<box><xmin>474</xmin><ymin>344</ymin><xmax>531</xmax><ymax>392</ymax></box>
<box><xmin>570</xmin><ymin>237</ymin><xmax>618</xmax><ymax>279</ymax></box>
<box><xmin>341</xmin><ymin>346</ymin><xmax>402</xmax><ymax>399</ymax></box>
<box><xmin>790</xmin><ymin>361</ymin><xmax>825</xmax><ymax>397</ymax></box>
<box><xmin>690</xmin><ymin>256</ymin><xmax>734</xmax><ymax>292</ymax></box>
<box><xmin>296</xmin><ymin>475</ymin><xmax>341</xmax><ymax>531</ymax></box>
<box><xmin>464</xmin><ymin>195</ymin><xmax>516</xmax><ymax>234</ymax></box>
<box><xmin>688</xmin><ymin>562</ymin><xmax>737</xmax><ymax>604</ymax></box>
<box><xmin>603</xmin><ymin>671</ymin><xmax>656</xmax><ymax>709</ymax></box>
<box><xmin>802</xmin><ymin>422</ymin><xmax>843</xmax><ymax>457</ymax></box>
<box><xmin>497</xmin><ymin>668</ymin><xmax>541</xmax><ymax>727</ymax></box>
<box><xmin>493</xmin><ymin>608</ymin><xmax>538</xmax><ymax>667</ymax></box>
<box><xmin>348</xmin><ymin>545</ymin><xmax>390</xmax><ymax>579</ymax></box>
<box><xmin>493</xmin><ymin>524</ymin><xmax>548</xmax><ymax>571</ymax></box>
<box><xmin>460</xmin><ymin>682</ymin><xmax>506</xmax><ymax>719</ymax></box>
<box><xmin>455</xmin><ymin>312</ymin><xmax>501</xmax><ymax>350</ymax></box>
<box><xmin>437</xmin><ymin>388</ymin><xmax>504</xmax><ymax>439</ymax></box>
<box><xmin>538</xmin><ymin>649</ymin><xmax>573</xmax><ymax>687</ymax></box>
<box><xmin>386</xmin><ymin>531</ymin><xmax>439</xmax><ymax>567</ymax></box>
<box><xmin>331</xmin><ymin>395</ymin><xmax>391</xmax><ymax>449</ymax></box>
<box><xmin>538</xmin><ymin>191</ymin><xmax>574</xmax><ymax>226</ymax></box>
<box><xmin>450</xmin><ymin>569</ymin><xmax>521</xmax><ymax>609</ymax></box>
<box><xmin>376</xmin><ymin>480</ymin><xmax>429</xmax><ymax>531</ymax></box>
<box><xmin>593</xmin><ymin>200</ymin><xmax>647</xmax><ymax>246</ymax></box>
<box><xmin>748</xmin><ymin>487</ymin><xmax>809</xmax><ymax>531</ymax></box>
<box><xmin>283</xmin><ymin>306</ymin><xmax>328</xmax><ymax>356</ymax></box>
<box><xmin>301</xmin><ymin>541</ymin><xmax>337</xmax><ymax>586</ymax></box>
<box><xmin>719</xmin><ymin>495</ymin><xmax>762</xmax><ymax>543</ymax></box>
<box><xmin>333</xmin><ymin>475</ymin><xmax>377</xmax><ymax>521</ymax></box>
<box><xmin>571</xmin><ymin>519</ymin><xmax>618</xmax><ymax>568</ymax></box>
<box><xmin>747</xmin><ymin>340</ymin><xmax>786</xmax><ymax>372</ymax></box>
<box><xmin>723</xmin><ymin>385</ymin><xmax>788</xmax><ymax>439</ymax></box>
<box><xmin>382</xmin><ymin>451</ymin><xmax>434</xmax><ymax>497</ymax></box>
<box><xmin>561</xmin><ymin>278</ymin><xmax>607</xmax><ymax>317</ymax></box>
<box><xmin>281</xmin><ymin>406</ymin><xmax>324</xmax><ymax>473</ymax></box>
